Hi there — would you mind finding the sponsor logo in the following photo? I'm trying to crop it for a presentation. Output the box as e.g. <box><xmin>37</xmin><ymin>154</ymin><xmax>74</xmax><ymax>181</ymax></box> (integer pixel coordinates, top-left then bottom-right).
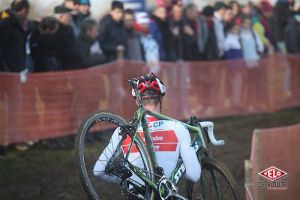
<box><xmin>174</xmin><ymin>164</ymin><xmax>186</xmax><ymax>183</ymax></box>
<box><xmin>148</xmin><ymin>121</ymin><xmax>164</xmax><ymax>128</ymax></box>
<box><xmin>258</xmin><ymin>166</ymin><xmax>288</xmax><ymax>190</ymax></box>
<box><xmin>152</xmin><ymin>135</ymin><xmax>163</xmax><ymax>141</ymax></box>
<box><xmin>122</xmin><ymin>130</ymin><xmax>178</xmax><ymax>153</ymax></box>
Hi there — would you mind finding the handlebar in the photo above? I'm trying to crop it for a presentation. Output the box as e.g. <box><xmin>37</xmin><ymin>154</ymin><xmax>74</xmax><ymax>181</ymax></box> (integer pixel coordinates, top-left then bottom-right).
<box><xmin>199</xmin><ymin>121</ymin><xmax>225</xmax><ymax>146</ymax></box>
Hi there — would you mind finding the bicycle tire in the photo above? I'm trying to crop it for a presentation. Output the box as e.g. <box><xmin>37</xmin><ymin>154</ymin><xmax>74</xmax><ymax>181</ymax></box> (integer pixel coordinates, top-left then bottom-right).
<box><xmin>186</xmin><ymin>158</ymin><xmax>240</xmax><ymax>200</ymax></box>
<box><xmin>75</xmin><ymin>111</ymin><xmax>155</xmax><ymax>200</ymax></box>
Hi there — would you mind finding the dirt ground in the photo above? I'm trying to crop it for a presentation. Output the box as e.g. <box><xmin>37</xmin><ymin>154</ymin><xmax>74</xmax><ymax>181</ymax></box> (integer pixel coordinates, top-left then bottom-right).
<box><xmin>1</xmin><ymin>107</ymin><xmax>300</xmax><ymax>200</ymax></box>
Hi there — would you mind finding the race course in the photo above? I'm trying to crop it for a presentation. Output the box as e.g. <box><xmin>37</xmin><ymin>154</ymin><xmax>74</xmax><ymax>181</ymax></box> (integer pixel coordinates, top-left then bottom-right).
<box><xmin>1</xmin><ymin>107</ymin><xmax>300</xmax><ymax>200</ymax></box>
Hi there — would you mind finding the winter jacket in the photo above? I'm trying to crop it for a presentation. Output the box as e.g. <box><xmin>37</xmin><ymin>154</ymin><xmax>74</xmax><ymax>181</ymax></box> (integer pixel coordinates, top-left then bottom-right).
<box><xmin>30</xmin><ymin>23</ymin><xmax>83</xmax><ymax>72</ymax></box>
<box><xmin>125</xmin><ymin>29</ymin><xmax>144</xmax><ymax>61</ymax></box>
<box><xmin>76</xmin><ymin>33</ymin><xmax>106</xmax><ymax>67</ymax></box>
<box><xmin>284</xmin><ymin>17</ymin><xmax>300</xmax><ymax>53</ymax></box>
<box><xmin>98</xmin><ymin>15</ymin><xmax>127</xmax><ymax>62</ymax></box>
<box><xmin>0</xmin><ymin>9</ymin><xmax>26</xmax><ymax>72</ymax></box>
<box><xmin>149</xmin><ymin>15</ymin><xmax>175</xmax><ymax>61</ymax></box>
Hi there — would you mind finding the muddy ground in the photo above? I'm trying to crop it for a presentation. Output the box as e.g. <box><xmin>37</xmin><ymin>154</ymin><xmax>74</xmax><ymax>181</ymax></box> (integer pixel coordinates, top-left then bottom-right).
<box><xmin>1</xmin><ymin>107</ymin><xmax>300</xmax><ymax>200</ymax></box>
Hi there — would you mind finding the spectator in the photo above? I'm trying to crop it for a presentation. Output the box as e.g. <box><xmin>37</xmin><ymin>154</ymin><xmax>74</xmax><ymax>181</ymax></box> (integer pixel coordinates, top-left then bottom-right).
<box><xmin>256</xmin><ymin>0</ymin><xmax>276</xmax><ymax>53</ymax></box>
<box><xmin>98</xmin><ymin>1</ymin><xmax>126</xmax><ymax>62</ymax></box>
<box><xmin>213</xmin><ymin>1</ymin><xmax>227</xmax><ymax>58</ymax></box>
<box><xmin>55</xmin><ymin>0</ymin><xmax>81</xmax><ymax>36</ymax></box>
<box><xmin>252</xmin><ymin>16</ymin><xmax>273</xmax><ymax>55</ymax></box>
<box><xmin>77</xmin><ymin>18</ymin><xmax>106</xmax><ymax>67</ymax></box>
<box><xmin>240</xmin><ymin>17</ymin><xmax>264</xmax><ymax>62</ymax></box>
<box><xmin>224</xmin><ymin>5</ymin><xmax>234</xmax><ymax>33</ymax></box>
<box><xmin>198</xmin><ymin>5</ymin><xmax>219</xmax><ymax>60</ymax></box>
<box><xmin>124</xmin><ymin>9</ymin><xmax>143</xmax><ymax>61</ymax></box>
<box><xmin>0</xmin><ymin>0</ymin><xmax>30</xmax><ymax>72</ymax></box>
<box><xmin>136</xmin><ymin>12</ymin><xmax>160</xmax><ymax>70</ymax></box>
<box><xmin>150</xmin><ymin>6</ymin><xmax>175</xmax><ymax>61</ymax></box>
<box><xmin>181</xmin><ymin>3</ymin><xmax>200</xmax><ymax>60</ymax></box>
<box><xmin>156</xmin><ymin>0</ymin><xmax>181</xmax><ymax>16</ymax></box>
<box><xmin>77</xmin><ymin>0</ymin><xmax>91</xmax><ymax>27</ymax></box>
<box><xmin>168</xmin><ymin>3</ymin><xmax>184</xmax><ymax>60</ymax></box>
<box><xmin>30</xmin><ymin>17</ymin><xmax>61</xmax><ymax>72</ymax></box>
<box><xmin>273</xmin><ymin>0</ymin><xmax>293</xmax><ymax>53</ymax></box>
<box><xmin>224</xmin><ymin>24</ymin><xmax>243</xmax><ymax>60</ymax></box>
<box><xmin>284</xmin><ymin>15</ymin><xmax>300</xmax><ymax>53</ymax></box>
<box><xmin>53</xmin><ymin>6</ymin><xmax>83</xmax><ymax>70</ymax></box>
<box><xmin>229</xmin><ymin>0</ymin><xmax>241</xmax><ymax>20</ymax></box>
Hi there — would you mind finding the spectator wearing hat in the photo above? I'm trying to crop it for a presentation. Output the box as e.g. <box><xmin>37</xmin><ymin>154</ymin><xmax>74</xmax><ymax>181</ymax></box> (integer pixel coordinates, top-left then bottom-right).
<box><xmin>52</xmin><ymin>6</ymin><xmax>83</xmax><ymax>70</ymax></box>
<box><xmin>213</xmin><ymin>1</ymin><xmax>227</xmax><ymax>59</ymax></box>
<box><xmin>257</xmin><ymin>0</ymin><xmax>276</xmax><ymax>52</ymax></box>
<box><xmin>124</xmin><ymin>9</ymin><xmax>144</xmax><ymax>61</ymax></box>
<box><xmin>77</xmin><ymin>0</ymin><xmax>91</xmax><ymax>27</ymax></box>
<box><xmin>0</xmin><ymin>0</ymin><xmax>30</xmax><ymax>72</ymax></box>
<box><xmin>137</xmin><ymin>12</ymin><xmax>160</xmax><ymax>69</ymax></box>
<box><xmin>77</xmin><ymin>18</ymin><xmax>106</xmax><ymax>67</ymax></box>
<box><xmin>98</xmin><ymin>1</ymin><xmax>127</xmax><ymax>62</ymax></box>
<box><xmin>55</xmin><ymin>0</ymin><xmax>81</xmax><ymax>36</ymax></box>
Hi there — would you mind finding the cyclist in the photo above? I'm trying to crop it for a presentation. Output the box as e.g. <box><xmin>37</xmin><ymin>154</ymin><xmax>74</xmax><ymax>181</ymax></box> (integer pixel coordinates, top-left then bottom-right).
<box><xmin>93</xmin><ymin>73</ymin><xmax>201</xmax><ymax>190</ymax></box>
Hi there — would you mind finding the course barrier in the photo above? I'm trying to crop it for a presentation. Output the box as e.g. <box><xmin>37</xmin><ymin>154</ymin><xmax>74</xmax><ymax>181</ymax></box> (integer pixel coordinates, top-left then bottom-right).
<box><xmin>0</xmin><ymin>54</ymin><xmax>299</xmax><ymax>145</ymax></box>
<box><xmin>245</xmin><ymin>123</ymin><xmax>300</xmax><ymax>200</ymax></box>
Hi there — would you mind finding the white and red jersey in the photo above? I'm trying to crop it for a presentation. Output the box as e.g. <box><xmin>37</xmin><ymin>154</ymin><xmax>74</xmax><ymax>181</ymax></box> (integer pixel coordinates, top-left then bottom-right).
<box><xmin>94</xmin><ymin>116</ymin><xmax>201</xmax><ymax>183</ymax></box>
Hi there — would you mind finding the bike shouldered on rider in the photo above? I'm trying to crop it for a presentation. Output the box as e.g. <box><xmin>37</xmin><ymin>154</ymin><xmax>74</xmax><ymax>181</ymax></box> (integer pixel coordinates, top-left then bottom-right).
<box><xmin>93</xmin><ymin>73</ymin><xmax>201</xmax><ymax>191</ymax></box>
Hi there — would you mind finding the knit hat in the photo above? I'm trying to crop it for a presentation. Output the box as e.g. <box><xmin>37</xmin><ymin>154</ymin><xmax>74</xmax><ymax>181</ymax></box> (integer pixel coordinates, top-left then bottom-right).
<box><xmin>79</xmin><ymin>0</ymin><xmax>90</xmax><ymax>5</ymax></box>
<box><xmin>54</xmin><ymin>5</ymin><xmax>72</xmax><ymax>14</ymax></box>
<box><xmin>136</xmin><ymin>12</ymin><xmax>150</xmax><ymax>24</ymax></box>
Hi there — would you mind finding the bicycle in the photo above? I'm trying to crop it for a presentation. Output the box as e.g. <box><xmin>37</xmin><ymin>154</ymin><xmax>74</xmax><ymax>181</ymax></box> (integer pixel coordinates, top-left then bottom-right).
<box><xmin>75</xmin><ymin>78</ymin><xmax>240</xmax><ymax>200</ymax></box>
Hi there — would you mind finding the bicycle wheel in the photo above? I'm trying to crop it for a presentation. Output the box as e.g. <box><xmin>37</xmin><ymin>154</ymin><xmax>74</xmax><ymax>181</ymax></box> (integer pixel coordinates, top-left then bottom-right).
<box><xmin>75</xmin><ymin>111</ymin><xmax>155</xmax><ymax>200</ymax></box>
<box><xmin>186</xmin><ymin>158</ymin><xmax>240</xmax><ymax>200</ymax></box>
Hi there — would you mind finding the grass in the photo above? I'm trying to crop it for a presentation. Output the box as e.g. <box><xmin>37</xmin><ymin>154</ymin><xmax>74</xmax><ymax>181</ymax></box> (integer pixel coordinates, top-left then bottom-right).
<box><xmin>0</xmin><ymin>107</ymin><xmax>300</xmax><ymax>200</ymax></box>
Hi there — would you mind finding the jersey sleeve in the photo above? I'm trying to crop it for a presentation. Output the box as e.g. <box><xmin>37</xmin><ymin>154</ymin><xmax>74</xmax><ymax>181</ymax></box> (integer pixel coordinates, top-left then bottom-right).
<box><xmin>177</xmin><ymin>123</ymin><xmax>201</xmax><ymax>182</ymax></box>
<box><xmin>93</xmin><ymin>128</ymin><xmax>121</xmax><ymax>183</ymax></box>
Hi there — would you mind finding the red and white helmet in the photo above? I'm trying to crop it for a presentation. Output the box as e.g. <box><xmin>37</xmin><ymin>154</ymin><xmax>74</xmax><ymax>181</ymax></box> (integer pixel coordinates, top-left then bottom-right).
<box><xmin>131</xmin><ymin>73</ymin><xmax>166</xmax><ymax>97</ymax></box>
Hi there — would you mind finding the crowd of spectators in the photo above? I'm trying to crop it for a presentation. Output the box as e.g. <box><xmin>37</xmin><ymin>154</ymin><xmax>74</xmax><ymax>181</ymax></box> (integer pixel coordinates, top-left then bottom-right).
<box><xmin>1</xmin><ymin>0</ymin><xmax>300</xmax><ymax>73</ymax></box>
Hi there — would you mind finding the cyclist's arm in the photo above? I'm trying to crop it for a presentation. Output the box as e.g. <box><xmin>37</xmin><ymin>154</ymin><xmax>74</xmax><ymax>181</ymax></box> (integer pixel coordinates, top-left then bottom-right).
<box><xmin>178</xmin><ymin>124</ymin><xmax>201</xmax><ymax>182</ymax></box>
<box><xmin>93</xmin><ymin>128</ymin><xmax>121</xmax><ymax>183</ymax></box>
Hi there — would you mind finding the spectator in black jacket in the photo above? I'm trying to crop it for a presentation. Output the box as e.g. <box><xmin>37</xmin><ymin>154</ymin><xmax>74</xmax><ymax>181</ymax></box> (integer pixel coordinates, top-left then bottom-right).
<box><xmin>273</xmin><ymin>0</ymin><xmax>293</xmax><ymax>52</ymax></box>
<box><xmin>285</xmin><ymin>16</ymin><xmax>300</xmax><ymax>53</ymax></box>
<box><xmin>53</xmin><ymin>6</ymin><xmax>83</xmax><ymax>70</ymax></box>
<box><xmin>54</xmin><ymin>0</ymin><xmax>81</xmax><ymax>36</ymax></box>
<box><xmin>169</xmin><ymin>3</ymin><xmax>184</xmax><ymax>60</ymax></box>
<box><xmin>182</xmin><ymin>3</ymin><xmax>201</xmax><ymax>61</ymax></box>
<box><xmin>77</xmin><ymin>18</ymin><xmax>106</xmax><ymax>67</ymax></box>
<box><xmin>30</xmin><ymin>17</ymin><xmax>62</xmax><ymax>72</ymax></box>
<box><xmin>150</xmin><ymin>6</ymin><xmax>175</xmax><ymax>61</ymax></box>
<box><xmin>0</xmin><ymin>0</ymin><xmax>30</xmax><ymax>72</ymax></box>
<box><xmin>98</xmin><ymin>1</ymin><xmax>126</xmax><ymax>62</ymax></box>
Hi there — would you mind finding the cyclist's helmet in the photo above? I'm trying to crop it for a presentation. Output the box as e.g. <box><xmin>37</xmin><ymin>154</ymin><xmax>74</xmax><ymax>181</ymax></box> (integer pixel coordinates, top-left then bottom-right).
<box><xmin>131</xmin><ymin>73</ymin><xmax>166</xmax><ymax>98</ymax></box>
